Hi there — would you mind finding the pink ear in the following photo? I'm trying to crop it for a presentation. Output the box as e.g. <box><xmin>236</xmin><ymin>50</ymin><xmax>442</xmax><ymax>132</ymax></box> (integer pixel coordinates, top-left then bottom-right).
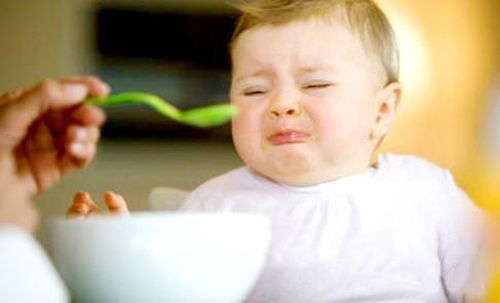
<box><xmin>372</xmin><ymin>82</ymin><xmax>401</xmax><ymax>139</ymax></box>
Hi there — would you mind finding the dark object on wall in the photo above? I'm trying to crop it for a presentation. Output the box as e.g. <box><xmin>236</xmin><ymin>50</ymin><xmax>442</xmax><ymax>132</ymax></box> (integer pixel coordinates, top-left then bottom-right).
<box><xmin>97</xmin><ymin>7</ymin><xmax>236</xmax><ymax>69</ymax></box>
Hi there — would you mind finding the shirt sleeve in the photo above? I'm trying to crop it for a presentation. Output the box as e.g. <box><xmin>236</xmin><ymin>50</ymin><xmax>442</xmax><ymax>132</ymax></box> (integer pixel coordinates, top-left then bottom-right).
<box><xmin>179</xmin><ymin>189</ymin><xmax>206</xmax><ymax>212</ymax></box>
<box><xmin>437</xmin><ymin>171</ymin><xmax>488</xmax><ymax>302</ymax></box>
<box><xmin>0</xmin><ymin>226</ymin><xmax>69</xmax><ymax>303</ymax></box>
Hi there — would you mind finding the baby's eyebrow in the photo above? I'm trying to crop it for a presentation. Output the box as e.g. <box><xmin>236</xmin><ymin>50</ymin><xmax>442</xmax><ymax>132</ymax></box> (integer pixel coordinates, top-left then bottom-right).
<box><xmin>233</xmin><ymin>66</ymin><xmax>337</xmax><ymax>84</ymax></box>
<box><xmin>295</xmin><ymin>66</ymin><xmax>337</xmax><ymax>76</ymax></box>
<box><xmin>233</xmin><ymin>70</ymin><xmax>272</xmax><ymax>84</ymax></box>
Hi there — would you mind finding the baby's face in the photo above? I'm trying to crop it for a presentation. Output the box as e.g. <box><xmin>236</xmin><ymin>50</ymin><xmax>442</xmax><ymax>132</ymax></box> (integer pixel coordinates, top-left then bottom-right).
<box><xmin>230</xmin><ymin>18</ymin><xmax>388</xmax><ymax>186</ymax></box>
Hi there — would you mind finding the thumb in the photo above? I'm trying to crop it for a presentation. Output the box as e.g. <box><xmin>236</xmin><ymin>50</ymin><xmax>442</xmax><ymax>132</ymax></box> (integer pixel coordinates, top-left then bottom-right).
<box><xmin>104</xmin><ymin>191</ymin><xmax>130</xmax><ymax>216</ymax></box>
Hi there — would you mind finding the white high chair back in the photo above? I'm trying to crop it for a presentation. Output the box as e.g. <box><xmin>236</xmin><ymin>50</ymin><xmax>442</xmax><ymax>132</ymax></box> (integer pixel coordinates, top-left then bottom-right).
<box><xmin>148</xmin><ymin>187</ymin><xmax>190</xmax><ymax>211</ymax></box>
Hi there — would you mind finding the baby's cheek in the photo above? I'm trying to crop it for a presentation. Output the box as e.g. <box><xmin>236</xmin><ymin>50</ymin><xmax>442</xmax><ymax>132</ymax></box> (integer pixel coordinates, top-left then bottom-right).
<box><xmin>231</xmin><ymin>113</ymin><xmax>245</xmax><ymax>131</ymax></box>
<box><xmin>232</xmin><ymin>115</ymin><xmax>256</xmax><ymax>147</ymax></box>
<box><xmin>317</xmin><ymin>120</ymin><xmax>360</xmax><ymax>152</ymax></box>
<box><xmin>231</xmin><ymin>115</ymin><xmax>248</xmax><ymax>141</ymax></box>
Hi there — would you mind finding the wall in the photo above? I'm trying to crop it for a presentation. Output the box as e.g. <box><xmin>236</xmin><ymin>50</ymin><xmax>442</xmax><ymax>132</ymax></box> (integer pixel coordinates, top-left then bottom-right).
<box><xmin>0</xmin><ymin>0</ymin><xmax>230</xmax><ymax>91</ymax></box>
<box><xmin>0</xmin><ymin>0</ymin><xmax>62</xmax><ymax>89</ymax></box>
<box><xmin>378</xmin><ymin>0</ymin><xmax>499</xmax><ymax>172</ymax></box>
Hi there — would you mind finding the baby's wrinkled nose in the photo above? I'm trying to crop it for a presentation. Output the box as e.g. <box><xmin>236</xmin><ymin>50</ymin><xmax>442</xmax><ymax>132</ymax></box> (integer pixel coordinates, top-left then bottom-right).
<box><xmin>268</xmin><ymin>90</ymin><xmax>302</xmax><ymax>119</ymax></box>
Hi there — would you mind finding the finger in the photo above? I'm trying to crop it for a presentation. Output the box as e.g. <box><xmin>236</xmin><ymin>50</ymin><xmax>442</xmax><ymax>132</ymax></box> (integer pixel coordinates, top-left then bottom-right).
<box><xmin>58</xmin><ymin>125</ymin><xmax>100</xmax><ymax>174</ymax></box>
<box><xmin>67</xmin><ymin>192</ymin><xmax>91</xmax><ymax>219</ymax></box>
<box><xmin>66</xmin><ymin>191</ymin><xmax>101</xmax><ymax>219</ymax></box>
<box><xmin>76</xmin><ymin>191</ymin><xmax>100</xmax><ymax>215</ymax></box>
<box><xmin>37</xmin><ymin>88</ymin><xmax>106</xmax><ymax>135</ymax></box>
<box><xmin>66</xmin><ymin>125</ymin><xmax>100</xmax><ymax>145</ymax></box>
<box><xmin>60</xmin><ymin>76</ymin><xmax>110</xmax><ymax>97</ymax></box>
<box><xmin>70</xmin><ymin>104</ymin><xmax>106</xmax><ymax>126</ymax></box>
<box><xmin>55</xmin><ymin>144</ymin><xmax>96</xmax><ymax>178</ymax></box>
<box><xmin>104</xmin><ymin>191</ymin><xmax>130</xmax><ymax>216</ymax></box>
<box><xmin>23</xmin><ymin>120</ymin><xmax>61</xmax><ymax>192</ymax></box>
<box><xmin>56</xmin><ymin>144</ymin><xmax>97</xmax><ymax>179</ymax></box>
<box><xmin>5</xmin><ymin>79</ymin><xmax>87</xmax><ymax>120</ymax></box>
<box><xmin>69</xmin><ymin>142</ymin><xmax>96</xmax><ymax>166</ymax></box>
<box><xmin>0</xmin><ymin>77</ymin><xmax>109</xmax><ymax>150</ymax></box>
<box><xmin>0</xmin><ymin>80</ymin><xmax>85</xmax><ymax>149</ymax></box>
<box><xmin>66</xmin><ymin>202</ymin><xmax>88</xmax><ymax>220</ymax></box>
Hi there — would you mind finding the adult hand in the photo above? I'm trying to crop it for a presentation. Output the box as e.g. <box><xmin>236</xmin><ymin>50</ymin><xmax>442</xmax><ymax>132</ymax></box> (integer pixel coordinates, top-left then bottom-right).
<box><xmin>0</xmin><ymin>76</ymin><xmax>109</xmax><ymax>231</ymax></box>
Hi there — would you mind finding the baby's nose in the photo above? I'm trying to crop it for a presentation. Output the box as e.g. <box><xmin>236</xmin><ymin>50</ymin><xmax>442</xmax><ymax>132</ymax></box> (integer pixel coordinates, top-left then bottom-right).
<box><xmin>268</xmin><ymin>92</ymin><xmax>302</xmax><ymax>119</ymax></box>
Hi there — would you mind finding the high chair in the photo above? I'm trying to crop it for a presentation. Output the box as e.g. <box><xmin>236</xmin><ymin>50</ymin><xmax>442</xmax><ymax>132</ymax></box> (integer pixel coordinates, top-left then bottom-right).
<box><xmin>148</xmin><ymin>187</ymin><xmax>190</xmax><ymax>211</ymax></box>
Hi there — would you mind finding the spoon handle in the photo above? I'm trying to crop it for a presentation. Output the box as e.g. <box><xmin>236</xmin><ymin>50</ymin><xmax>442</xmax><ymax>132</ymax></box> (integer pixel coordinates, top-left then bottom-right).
<box><xmin>85</xmin><ymin>92</ymin><xmax>182</xmax><ymax>120</ymax></box>
<box><xmin>85</xmin><ymin>92</ymin><xmax>237</xmax><ymax>128</ymax></box>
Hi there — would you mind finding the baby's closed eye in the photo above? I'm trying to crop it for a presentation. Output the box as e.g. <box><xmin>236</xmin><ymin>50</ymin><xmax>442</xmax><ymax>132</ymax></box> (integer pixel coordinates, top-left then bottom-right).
<box><xmin>301</xmin><ymin>82</ymin><xmax>334</xmax><ymax>90</ymax></box>
<box><xmin>243</xmin><ymin>87</ymin><xmax>269</xmax><ymax>96</ymax></box>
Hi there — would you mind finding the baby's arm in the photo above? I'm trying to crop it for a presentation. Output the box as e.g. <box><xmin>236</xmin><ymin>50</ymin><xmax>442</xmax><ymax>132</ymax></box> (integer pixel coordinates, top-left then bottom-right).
<box><xmin>438</xmin><ymin>172</ymin><xmax>487</xmax><ymax>302</ymax></box>
<box><xmin>66</xmin><ymin>191</ymin><xmax>130</xmax><ymax>219</ymax></box>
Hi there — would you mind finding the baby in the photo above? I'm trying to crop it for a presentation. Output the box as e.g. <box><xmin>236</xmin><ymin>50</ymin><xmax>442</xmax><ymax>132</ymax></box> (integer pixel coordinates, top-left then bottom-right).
<box><xmin>68</xmin><ymin>0</ymin><xmax>486</xmax><ymax>301</ymax></box>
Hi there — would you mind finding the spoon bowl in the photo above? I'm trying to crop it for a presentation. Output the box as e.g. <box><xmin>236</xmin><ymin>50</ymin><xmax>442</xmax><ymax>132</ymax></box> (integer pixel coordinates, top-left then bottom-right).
<box><xmin>85</xmin><ymin>92</ymin><xmax>237</xmax><ymax>128</ymax></box>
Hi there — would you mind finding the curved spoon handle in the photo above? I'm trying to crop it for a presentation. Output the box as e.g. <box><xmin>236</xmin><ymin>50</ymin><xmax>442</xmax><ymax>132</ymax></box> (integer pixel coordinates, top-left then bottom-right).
<box><xmin>85</xmin><ymin>92</ymin><xmax>237</xmax><ymax>128</ymax></box>
<box><xmin>85</xmin><ymin>92</ymin><xmax>182</xmax><ymax>120</ymax></box>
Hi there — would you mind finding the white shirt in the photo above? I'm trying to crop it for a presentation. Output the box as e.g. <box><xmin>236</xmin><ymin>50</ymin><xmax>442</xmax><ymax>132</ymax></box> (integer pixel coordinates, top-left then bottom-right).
<box><xmin>0</xmin><ymin>226</ymin><xmax>69</xmax><ymax>303</ymax></box>
<box><xmin>181</xmin><ymin>154</ymin><xmax>485</xmax><ymax>303</ymax></box>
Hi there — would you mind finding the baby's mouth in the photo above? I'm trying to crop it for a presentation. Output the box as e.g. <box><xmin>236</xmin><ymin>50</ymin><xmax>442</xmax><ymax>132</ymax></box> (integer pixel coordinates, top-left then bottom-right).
<box><xmin>267</xmin><ymin>131</ymin><xmax>311</xmax><ymax>145</ymax></box>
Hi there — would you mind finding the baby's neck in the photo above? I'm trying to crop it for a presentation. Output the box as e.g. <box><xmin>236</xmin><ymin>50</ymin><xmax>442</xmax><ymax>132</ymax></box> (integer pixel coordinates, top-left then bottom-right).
<box><xmin>269</xmin><ymin>164</ymin><xmax>376</xmax><ymax>188</ymax></box>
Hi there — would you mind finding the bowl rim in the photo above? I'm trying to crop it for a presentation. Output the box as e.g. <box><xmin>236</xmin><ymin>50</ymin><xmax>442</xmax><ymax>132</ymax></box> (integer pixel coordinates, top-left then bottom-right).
<box><xmin>49</xmin><ymin>211</ymin><xmax>270</xmax><ymax>225</ymax></box>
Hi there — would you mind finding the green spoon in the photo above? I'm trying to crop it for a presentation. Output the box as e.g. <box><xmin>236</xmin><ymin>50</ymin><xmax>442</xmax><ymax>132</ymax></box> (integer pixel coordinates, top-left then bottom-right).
<box><xmin>85</xmin><ymin>92</ymin><xmax>238</xmax><ymax>128</ymax></box>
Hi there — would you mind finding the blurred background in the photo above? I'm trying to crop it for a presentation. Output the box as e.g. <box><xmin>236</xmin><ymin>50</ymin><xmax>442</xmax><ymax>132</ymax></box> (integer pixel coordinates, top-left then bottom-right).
<box><xmin>0</xmin><ymin>0</ymin><xmax>499</xmax><ymax>298</ymax></box>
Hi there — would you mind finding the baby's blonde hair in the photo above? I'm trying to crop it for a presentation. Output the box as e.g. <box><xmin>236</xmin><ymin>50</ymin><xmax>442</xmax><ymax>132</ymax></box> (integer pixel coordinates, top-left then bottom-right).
<box><xmin>230</xmin><ymin>0</ymin><xmax>400</xmax><ymax>84</ymax></box>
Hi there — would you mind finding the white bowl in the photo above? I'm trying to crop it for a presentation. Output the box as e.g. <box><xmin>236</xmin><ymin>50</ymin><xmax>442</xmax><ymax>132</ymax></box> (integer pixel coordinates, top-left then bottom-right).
<box><xmin>48</xmin><ymin>212</ymin><xmax>270</xmax><ymax>303</ymax></box>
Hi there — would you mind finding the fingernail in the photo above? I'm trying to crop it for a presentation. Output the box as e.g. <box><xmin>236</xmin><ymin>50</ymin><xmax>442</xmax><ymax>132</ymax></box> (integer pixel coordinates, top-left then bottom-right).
<box><xmin>70</xmin><ymin>142</ymin><xmax>85</xmax><ymax>156</ymax></box>
<box><xmin>64</xmin><ymin>84</ymin><xmax>88</xmax><ymax>101</ymax></box>
<box><xmin>77</xmin><ymin>191</ymin><xmax>88</xmax><ymax>198</ymax></box>
<box><xmin>75</xmin><ymin>127</ymin><xmax>88</xmax><ymax>141</ymax></box>
<box><xmin>102</xmin><ymin>83</ymin><xmax>111</xmax><ymax>95</ymax></box>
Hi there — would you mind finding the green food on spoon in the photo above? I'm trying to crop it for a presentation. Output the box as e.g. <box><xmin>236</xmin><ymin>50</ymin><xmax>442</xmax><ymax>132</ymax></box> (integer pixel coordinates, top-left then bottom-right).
<box><xmin>85</xmin><ymin>92</ymin><xmax>238</xmax><ymax>128</ymax></box>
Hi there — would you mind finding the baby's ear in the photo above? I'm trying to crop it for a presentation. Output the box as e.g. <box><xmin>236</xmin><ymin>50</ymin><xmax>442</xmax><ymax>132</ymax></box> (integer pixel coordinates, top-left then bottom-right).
<box><xmin>371</xmin><ymin>82</ymin><xmax>402</xmax><ymax>140</ymax></box>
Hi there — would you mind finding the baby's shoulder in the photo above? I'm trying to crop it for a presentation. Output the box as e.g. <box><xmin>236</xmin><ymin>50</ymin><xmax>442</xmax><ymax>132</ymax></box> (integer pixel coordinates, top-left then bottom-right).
<box><xmin>378</xmin><ymin>153</ymin><xmax>451</xmax><ymax>184</ymax></box>
<box><xmin>375</xmin><ymin>153</ymin><xmax>464</xmax><ymax>203</ymax></box>
<box><xmin>376</xmin><ymin>153</ymin><xmax>478</xmax><ymax>219</ymax></box>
